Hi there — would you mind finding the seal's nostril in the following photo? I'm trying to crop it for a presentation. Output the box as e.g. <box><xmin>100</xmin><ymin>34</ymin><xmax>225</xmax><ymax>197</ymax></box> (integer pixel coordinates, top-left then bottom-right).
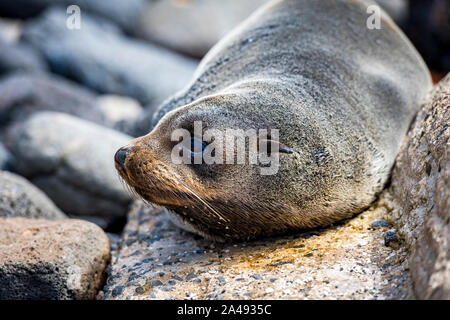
<box><xmin>115</xmin><ymin>148</ymin><xmax>127</xmax><ymax>167</ymax></box>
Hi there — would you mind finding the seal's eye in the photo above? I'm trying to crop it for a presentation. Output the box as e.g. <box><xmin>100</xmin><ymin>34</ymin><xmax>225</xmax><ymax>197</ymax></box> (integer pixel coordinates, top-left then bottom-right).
<box><xmin>190</xmin><ymin>137</ymin><xmax>207</xmax><ymax>154</ymax></box>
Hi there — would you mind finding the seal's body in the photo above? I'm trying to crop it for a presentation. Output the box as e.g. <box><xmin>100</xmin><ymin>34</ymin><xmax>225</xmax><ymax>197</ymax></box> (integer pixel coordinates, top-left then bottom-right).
<box><xmin>116</xmin><ymin>0</ymin><xmax>431</xmax><ymax>241</ymax></box>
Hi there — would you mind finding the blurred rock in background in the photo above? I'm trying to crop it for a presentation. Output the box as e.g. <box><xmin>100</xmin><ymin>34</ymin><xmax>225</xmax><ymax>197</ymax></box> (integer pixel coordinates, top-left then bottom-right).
<box><xmin>135</xmin><ymin>0</ymin><xmax>270</xmax><ymax>58</ymax></box>
<box><xmin>401</xmin><ymin>0</ymin><xmax>450</xmax><ymax>80</ymax></box>
<box><xmin>95</xmin><ymin>94</ymin><xmax>142</xmax><ymax>125</ymax></box>
<box><xmin>0</xmin><ymin>143</ymin><xmax>15</xmax><ymax>172</ymax></box>
<box><xmin>0</xmin><ymin>39</ymin><xmax>47</xmax><ymax>75</ymax></box>
<box><xmin>0</xmin><ymin>171</ymin><xmax>67</xmax><ymax>220</ymax></box>
<box><xmin>21</xmin><ymin>8</ymin><xmax>197</xmax><ymax>108</ymax></box>
<box><xmin>0</xmin><ymin>72</ymin><xmax>106</xmax><ymax>147</ymax></box>
<box><xmin>0</xmin><ymin>0</ymin><xmax>146</xmax><ymax>33</ymax></box>
<box><xmin>10</xmin><ymin>112</ymin><xmax>134</xmax><ymax>218</ymax></box>
<box><xmin>0</xmin><ymin>18</ymin><xmax>21</xmax><ymax>43</ymax></box>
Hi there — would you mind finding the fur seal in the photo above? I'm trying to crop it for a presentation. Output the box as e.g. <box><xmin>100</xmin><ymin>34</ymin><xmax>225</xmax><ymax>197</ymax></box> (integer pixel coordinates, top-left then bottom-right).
<box><xmin>115</xmin><ymin>0</ymin><xmax>432</xmax><ymax>241</ymax></box>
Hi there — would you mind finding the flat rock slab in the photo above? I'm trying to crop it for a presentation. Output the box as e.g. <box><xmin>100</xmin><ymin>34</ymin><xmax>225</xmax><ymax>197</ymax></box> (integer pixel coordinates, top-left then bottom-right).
<box><xmin>101</xmin><ymin>201</ymin><xmax>413</xmax><ymax>300</ymax></box>
<box><xmin>386</xmin><ymin>73</ymin><xmax>450</xmax><ymax>299</ymax></box>
<box><xmin>0</xmin><ymin>217</ymin><xmax>110</xmax><ymax>300</ymax></box>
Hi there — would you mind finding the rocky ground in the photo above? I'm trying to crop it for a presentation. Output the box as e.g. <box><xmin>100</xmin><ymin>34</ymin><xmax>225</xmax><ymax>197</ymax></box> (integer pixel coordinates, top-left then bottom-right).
<box><xmin>0</xmin><ymin>0</ymin><xmax>448</xmax><ymax>300</ymax></box>
<box><xmin>99</xmin><ymin>201</ymin><xmax>414</xmax><ymax>300</ymax></box>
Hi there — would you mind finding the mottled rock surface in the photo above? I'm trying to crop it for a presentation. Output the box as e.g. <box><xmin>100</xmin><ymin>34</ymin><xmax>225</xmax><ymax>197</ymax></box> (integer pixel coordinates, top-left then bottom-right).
<box><xmin>22</xmin><ymin>8</ymin><xmax>197</xmax><ymax>106</ymax></box>
<box><xmin>0</xmin><ymin>171</ymin><xmax>66</xmax><ymax>220</ymax></box>
<box><xmin>0</xmin><ymin>217</ymin><xmax>110</xmax><ymax>299</ymax></box>
<box><xmin>11</xmin><ymin>111</ymin><xmax>133</xmax><ymax>217</ymax></box>
<box><xmin>136</xmin><ymin>0</ymin><xmax>269</xmax><ymax>58</ymax></box>
<box><xmin>386</xmin><ymin>74</ymin><xmax>449</xmax><ymax>299</ymax></box>
<box><xmin>101</xmin><ymin>201</ymin><xmax>413</xmax><ymax>300</ymax></box>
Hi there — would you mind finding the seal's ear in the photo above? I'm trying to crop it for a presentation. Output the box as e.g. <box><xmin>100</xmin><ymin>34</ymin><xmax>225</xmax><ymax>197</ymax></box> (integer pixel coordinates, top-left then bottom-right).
<box><xmin>259</xmin><ymin>139</ymin><xmax>294</xmax><ymax>154</ymax></box>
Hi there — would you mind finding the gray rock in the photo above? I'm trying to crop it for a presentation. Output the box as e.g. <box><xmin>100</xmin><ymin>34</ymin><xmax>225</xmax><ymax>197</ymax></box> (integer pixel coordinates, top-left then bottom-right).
<box><xmin>100</xmin><ymin>201</ymin><xmax>414</xmax><ymax>300</ymax></box>
<box><xmin>72</xmin><ymin>215</ymin><xmax>125</xmax><ymax>233</ymax></box>
<box><xmin>0</xmin><ymin>72</ymin><xmax>106</xmax><ymax>146</ymax></box>
<box><xmin>371</xmin><ymin>219</ymin><xmax>390</xmax><ymax>229</ymax></box>
<box><xmin>0</xmin><ymin>0</ymin><xmax>146</xmax><ymax>33</ymax></box>
<box><xmin>384</xmin><ymin>230</ymin><xmax>398</xmax><ymax>246</ymax></box>
<box><xmin>11</xmin><ymin>111</ymin><xmax>134</xmax><ymax>217</ymax></box>
<box><xmin>0</xmin><ymin>39</ymin><xmax>47</xmax><ymax>75</ymax></box>
<box><xmin>0</xmin><ymin>18</ymin><xmax>21</xmax><ymax>43</ymax></box>
<box><xmin>22</xmin><ymin>8</ymin><xmax>198</xmax><ymax>106</ymax></box>
<box><xmin>386</xmin><ymin>73</ymin><xmax>450</xmax><ymax>299</ymax></box>
<box><xmin>96</xmin><ymin>95</ymin><xmax>143</xmax><ymax>127</ymax></box>
<box><xmin>135</xmin><ymin>0</ymin><xmax>270</xmax><ymax>58</ymax></box>
<box><xmin>0</xmin><ymin>217</ymin><xmax>110</xmax><ymax>299</ymax></box>
<box><xmin>0</xmin><ymin>171</ymin><xmax>66</xmax><ymax>220</ymax></box>
<box><xmin>0</xmin><ymin>143</ymin><xmax>15</xmax><ymax>171</ymax></box>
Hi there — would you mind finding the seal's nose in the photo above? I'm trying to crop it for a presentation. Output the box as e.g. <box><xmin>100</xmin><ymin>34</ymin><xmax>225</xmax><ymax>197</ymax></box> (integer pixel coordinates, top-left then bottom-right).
<box><xmin>114</xmin><ymin>148</ymin><xmax>128</xmax><ymax>169</ymax></box>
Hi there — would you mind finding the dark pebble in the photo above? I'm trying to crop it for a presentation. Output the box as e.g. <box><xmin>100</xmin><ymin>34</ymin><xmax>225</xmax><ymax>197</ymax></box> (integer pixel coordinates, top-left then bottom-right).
<box><xmin>151</xmin><ymin>280</ymin><xmax>163</xmax><ymax>287</ymax></box>
<box><xmin>216</xmin><ymin>276</ymin><xmax>226</xmax><ymax>286</ymax></box>
<box><xmin>171</xmin><ymin>275</ymin><xmax>183</xmax><ymax>281</ymax></box>
<box><xmin>251</xmin><ymin>274</ymin><xmax>263</xmax><ymax>280</ymax></box>
<box><xmin>135</xmin><ymin>286</ymin><xmax>145</xmax><ymax>294</ymax></box>
<box><xmin>269</xmin><ymin>261</ymin><xmax>292</xmax><ymax>266</ymax></box>
<box><xmin>125</xmin><ymin>239</ymin><xmax>136</xmax><ymax>246</ymax></box>
<box><xmin>138</xmin><ymin>233</ymin><xmax>149</xmax><ymax>242</ymax></box>
<box><xmin>111</xmin><ymin>286</ymin><xmax>124</xmax><ymax>298</ymax></box>
<box><xmin>384</xmin><ymin>230</ymin><xmax>398</xmax><ymax>246</ymax></box>
<box><xmin>381</xmin><ymin>263</ymin><xmax>392</xmax><ymax>270</ymax></box>
<box><xmin>185</xmin><ymin>273</ymin><xmax>197</xmax><ymax>281</ymax></box>
<box><xmin>371</xmin><ymin>219</ymin><xmax>390</xmax><ymax>228</ymax></box>
<box><xmin>128</xmin><ymin>273</ymin><xmax>139</xmax><ymax>282</ymax></box>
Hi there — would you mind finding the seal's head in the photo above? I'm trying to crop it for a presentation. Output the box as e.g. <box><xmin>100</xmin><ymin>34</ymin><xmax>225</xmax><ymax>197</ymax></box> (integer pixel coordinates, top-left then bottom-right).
<box><xmin>114</xmin><ymin>92</ymin><xmax>308</xmax><ymax>241</ymax></box>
